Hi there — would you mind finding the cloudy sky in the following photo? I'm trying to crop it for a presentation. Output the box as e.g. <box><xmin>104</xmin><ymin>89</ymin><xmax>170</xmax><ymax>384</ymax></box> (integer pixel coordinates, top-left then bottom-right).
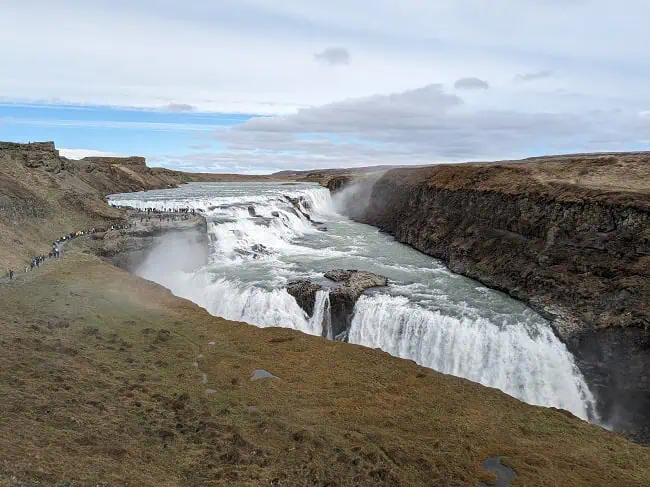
<box><xmin>1</xmin><ymin>0</ymin><xmax>648</xmax><ymax>173</ymax></box>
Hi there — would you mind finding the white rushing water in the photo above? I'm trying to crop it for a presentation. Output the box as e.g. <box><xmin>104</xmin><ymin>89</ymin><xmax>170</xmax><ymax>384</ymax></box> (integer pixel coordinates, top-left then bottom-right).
<box><xmin>110</xmin><ymin>182</ymin><xmax>597</xmax><ymax>421</ymax></box>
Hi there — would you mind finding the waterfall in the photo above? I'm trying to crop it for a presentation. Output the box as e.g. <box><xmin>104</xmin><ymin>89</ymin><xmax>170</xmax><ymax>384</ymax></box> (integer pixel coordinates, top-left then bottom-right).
<box><xmin>111</xmin><ymin>185</ymin><xmax>333</xmax><ymax>263</ymax></box>
<box><xmin>112</xmin><ymin>181</ymin><xmax>599</xmax><ymax>423</ymax></box>
<box><xmin>311</xmin><ymin>290</ymin><xmax>332</xmax><ymax>339</ymax></box>
<box><xmin>109</xmin><ymin>185</ymin><xmax>334</xmax><ymax>217</ymax></box>
<box><xmin>137</xmin><ymin>267</ymin><xmax>332</xmax><ymax>338</ymax></box>
<box><xmin>348</xmin><ymin>294</ymin><xmax>597</xmax><ymax>420</ymax></box>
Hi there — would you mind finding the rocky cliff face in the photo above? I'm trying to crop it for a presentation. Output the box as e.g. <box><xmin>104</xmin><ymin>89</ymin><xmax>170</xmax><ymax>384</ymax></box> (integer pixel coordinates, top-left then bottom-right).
<box><xmin>0</xmin><ymin>141</ymin><xmax>64</xmax><ymax>173</ymax></box>
<box><xmin>81</xmin><ymin>156</ymin><xmax>147</xmax><ymax>167</ymax></box>
<box><xmin>331</xmin><ymin>153</ymin><xmax>650</xmax><ymax>442</ymax></box>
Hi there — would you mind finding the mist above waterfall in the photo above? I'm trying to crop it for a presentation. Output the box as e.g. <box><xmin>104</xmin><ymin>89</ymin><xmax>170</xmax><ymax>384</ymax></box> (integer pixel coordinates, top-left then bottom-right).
<box><xmin>137</xmin><ymin>229</ymin><xmax>208</xmax><ymax>282</ymax></box>
<box><xmin>331</xmin><ymin>173</ymin><xmax>383</xmax><ymax>219</ymax></box>
<box><xmin>110</xmin><ymin>182</ymin><xmax>599</xmax><ymax>422</ymax></box>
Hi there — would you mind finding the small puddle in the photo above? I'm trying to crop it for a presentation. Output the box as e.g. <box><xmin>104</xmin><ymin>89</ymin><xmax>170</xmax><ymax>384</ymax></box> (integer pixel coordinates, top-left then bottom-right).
<box><xmin>479</xmin><ymin>457</ymin><xmax>516</xmax><ymax>487</ymax></box>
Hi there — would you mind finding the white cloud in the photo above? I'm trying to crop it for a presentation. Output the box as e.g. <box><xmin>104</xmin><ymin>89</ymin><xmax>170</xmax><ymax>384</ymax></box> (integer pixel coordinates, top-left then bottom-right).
<box><xmin>59</xmin><ymin>148</ymin><xmax>120</xmax><ymax>159</ymax></box>
<box><xmin>0</xmin><ymin>1</ymin><xmax>649</xmax><ymax>114</ymax></box>
<box><xmin>158</xmin><ymin>83</ymin><xmax>648</xmax><ymax>173</ymax></box>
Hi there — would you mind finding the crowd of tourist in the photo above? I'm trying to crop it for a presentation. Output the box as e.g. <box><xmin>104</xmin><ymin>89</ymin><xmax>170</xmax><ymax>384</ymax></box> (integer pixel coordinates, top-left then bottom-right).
<box><xmin>110</xmin><ymin>203</ymin><xmax>199</xmax><ymax>216</ymax></box>
<box><xmin>5</xmin><ymin>205</ymin><xmax>200</xmax><ymax>282</ymax></box>
<box><xmin>5</xmin><ymin>223</ymin><xmax>132</xmax><ymax>282</ymax></box>
<box><xmin>139</xmin><ymin>213</ymin><xmax>194</xmax><ymax>223</ymax></box>
<box><xmin>109</xmin><ymin>204</ymin><xmax>200</xmax><ymax>224</ymax></box>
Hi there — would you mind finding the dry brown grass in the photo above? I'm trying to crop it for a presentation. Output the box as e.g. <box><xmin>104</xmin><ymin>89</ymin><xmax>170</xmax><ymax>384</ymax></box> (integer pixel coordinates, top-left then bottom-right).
<box><xmin>379</xmin><ymin>152</ymin><xmax>650</xmax><ymax>210</ymax></box>
<box><xmin>1</xmin><ymin>252</ymin><xmax>650</xmax><ymax>486</ymax></box>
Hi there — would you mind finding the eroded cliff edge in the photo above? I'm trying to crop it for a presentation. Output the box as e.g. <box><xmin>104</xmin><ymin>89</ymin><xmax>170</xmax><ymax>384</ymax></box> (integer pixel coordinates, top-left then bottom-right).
<box><xmin>332</xmin><ymin>153</ymin><xmax>650</xmax><ymax>441</ymax></box>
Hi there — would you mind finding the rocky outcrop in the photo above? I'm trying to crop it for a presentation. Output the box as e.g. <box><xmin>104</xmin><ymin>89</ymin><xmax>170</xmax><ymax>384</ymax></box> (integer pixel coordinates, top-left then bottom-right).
<box><xmin>326</xmin><ymin>175</ymin><xmax>356</xmax><ymax>192</ymax></box>
<box><xmin>81</xmin><ymin>156</ymin><xmax>147</xmax><ymax>166</ymax></box>
<box><xmin>324</xmin><ymin>270</ymin><xmax>388</xmax><ymax>339</ymax></box>
<box><xmin>286</xmin><ymin>281</ymin><xmax>323</xmax><ymax>317</ymax></box>
<box><xmin>338</xmin><ymin>154</ymin><xmax>650</xmax><ymax>442</ymax></box>
<box><xmin>287</xmin><ymin>270</ymin><xmax>388</xmax><ymax>339</ymax></box>
<box><xmin>0</xmin><ymin>141</ymin><xmax>64</xmax><ymax>173</ymax></box>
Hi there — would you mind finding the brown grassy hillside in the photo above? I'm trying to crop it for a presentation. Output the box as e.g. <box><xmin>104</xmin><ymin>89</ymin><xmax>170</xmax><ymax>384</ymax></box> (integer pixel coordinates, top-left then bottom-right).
<box><xmin>417</xmin><ymin>152</ymin><xmax>650</xmax><ymax>209</ymax></box>
<box><xmin>2</xmin><ymin>252</ymin><xmax>650</xmax><ymax>486</ymax></box>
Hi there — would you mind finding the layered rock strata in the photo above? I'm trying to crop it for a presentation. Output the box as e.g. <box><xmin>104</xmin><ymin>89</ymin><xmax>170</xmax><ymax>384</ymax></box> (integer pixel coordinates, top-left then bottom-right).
<box><xmin>328</xmin><ymin>153</ymin><xmax>650</xmax><ymax>442</ymax></box>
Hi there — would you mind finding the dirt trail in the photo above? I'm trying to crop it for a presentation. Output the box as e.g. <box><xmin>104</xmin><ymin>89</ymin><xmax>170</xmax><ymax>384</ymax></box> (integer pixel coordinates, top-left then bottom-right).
<box><xmin>0</xmin><ymin>240</ymin><xmax>70</xmax><ymax>287</ymax></box>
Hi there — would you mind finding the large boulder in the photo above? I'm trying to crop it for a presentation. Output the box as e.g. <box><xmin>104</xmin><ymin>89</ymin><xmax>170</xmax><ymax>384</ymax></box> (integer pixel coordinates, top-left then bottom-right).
<box><xmin>324</xmin><ymin>270</ymin><xmax>388</xmax><ymax>288</ymax></box>
<box><xmin>325</xmin><ymin>270</ymin><xmax>388</xmax><ymax>339</ymax></box>
<box><xmin>287</xmin><ymin>270</ymin><xmax>388</xmax><ymax>340</ymax></box>
<box><xmin>287</xmin><ymin>281</ymin><xmax>323</xmax><ymax>317</ymax></box>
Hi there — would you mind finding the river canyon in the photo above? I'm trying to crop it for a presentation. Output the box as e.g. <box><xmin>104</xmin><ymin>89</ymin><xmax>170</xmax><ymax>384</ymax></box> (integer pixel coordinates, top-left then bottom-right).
<box><xmin>109</xmin><ymin>182</ymin><xmax>598</xmax><ymax>422</ymax></box>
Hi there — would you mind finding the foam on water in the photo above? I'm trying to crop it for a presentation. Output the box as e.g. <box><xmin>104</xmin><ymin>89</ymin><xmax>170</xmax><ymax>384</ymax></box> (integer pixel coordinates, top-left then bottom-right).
<box><xmin>138</xmin><ymin>267</ymin><xmax>331</xmax><ymax>336</ymax></box>
<box><xmin>349</xmin><ymin>294</ymin><xmax>597</xmax><ymax>419</ymax></box>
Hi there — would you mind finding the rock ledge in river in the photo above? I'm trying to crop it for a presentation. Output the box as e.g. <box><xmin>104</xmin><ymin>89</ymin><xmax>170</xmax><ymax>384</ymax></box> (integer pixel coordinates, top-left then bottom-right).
<box><xmin>287</xmin><ymin>269</ymin><xmax>388</xmax><ymax>340</ymax></box>
<box><xmin>286</xmin><ymin>281</ymin><xmax>323</xmax><ymax>317</ymax></box>
<box><xmin>324</xmin><ymin>269</ymin><xmax>388</xmax><ymax>288</ymax></box>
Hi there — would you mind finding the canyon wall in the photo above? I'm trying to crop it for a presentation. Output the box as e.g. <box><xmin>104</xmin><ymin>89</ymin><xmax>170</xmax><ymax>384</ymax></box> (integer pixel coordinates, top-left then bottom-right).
<box><xmin>333</xmin><ymin>153</ymin><xmax>650</xmax><ymax>441</ymax></box>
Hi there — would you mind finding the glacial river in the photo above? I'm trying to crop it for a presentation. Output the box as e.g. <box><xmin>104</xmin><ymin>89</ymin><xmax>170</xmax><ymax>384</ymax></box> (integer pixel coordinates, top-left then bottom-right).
<box><xmin>109</xmin><ymin>182</ymin><xmax>597</xmax><ymax>420</ymax></box>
